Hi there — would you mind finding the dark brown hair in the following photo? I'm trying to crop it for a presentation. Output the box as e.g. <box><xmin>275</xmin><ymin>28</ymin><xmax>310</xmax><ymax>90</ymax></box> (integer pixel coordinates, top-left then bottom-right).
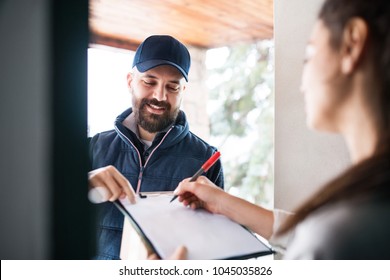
<box><xmin>277</xmin><ymin>0</ymin><xmax>390</xmax><ymax>235</ymax></box>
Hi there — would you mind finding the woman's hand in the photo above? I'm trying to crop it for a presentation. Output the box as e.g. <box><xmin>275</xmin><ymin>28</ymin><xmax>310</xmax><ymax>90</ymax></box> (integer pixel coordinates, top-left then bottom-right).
<box><xmin>176</xmin><ymin>176</ymin><xmax>275</xmax><ymax>239</ymax></box>
<box><xmin>174</xmin><ymin>176</ymin><xmax>227</xmax><ymax>215</ymax></box>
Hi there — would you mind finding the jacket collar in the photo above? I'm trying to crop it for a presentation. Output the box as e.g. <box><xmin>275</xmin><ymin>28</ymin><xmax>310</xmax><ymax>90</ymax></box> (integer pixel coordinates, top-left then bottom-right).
<box><xmin>115</xmin><ymin>108</ymin><xmax>189</xmax><ymax>149</ymax></box>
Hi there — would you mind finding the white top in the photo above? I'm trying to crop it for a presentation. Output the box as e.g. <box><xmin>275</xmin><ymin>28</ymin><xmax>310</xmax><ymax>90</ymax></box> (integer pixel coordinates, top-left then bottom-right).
<box><xmin>268</xmin><ymin>209</ymin><xmax>294</xmax><ymax>256</ymax></box>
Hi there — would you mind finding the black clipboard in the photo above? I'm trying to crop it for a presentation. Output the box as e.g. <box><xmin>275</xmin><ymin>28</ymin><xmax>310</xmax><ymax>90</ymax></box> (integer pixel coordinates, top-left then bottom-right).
<box><xmin>115</xmin><ymin>192</ymin><xmax>274</xmax><ymax>260</ymax></box>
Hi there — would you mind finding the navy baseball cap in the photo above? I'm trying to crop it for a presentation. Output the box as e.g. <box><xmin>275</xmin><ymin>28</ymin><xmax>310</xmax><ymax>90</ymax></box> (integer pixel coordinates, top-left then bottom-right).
<box><xmin>132</xmin><ymin>35</ymin><xmax>191</xmax><ymax>82</ymax></box>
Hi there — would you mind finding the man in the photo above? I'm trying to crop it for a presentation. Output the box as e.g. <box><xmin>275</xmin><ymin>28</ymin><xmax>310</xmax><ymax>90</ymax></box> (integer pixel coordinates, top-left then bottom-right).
<box><xmin>88</xmin><ymin>35</ymin><xmax>224</xmax><ymax>259</ymax></box>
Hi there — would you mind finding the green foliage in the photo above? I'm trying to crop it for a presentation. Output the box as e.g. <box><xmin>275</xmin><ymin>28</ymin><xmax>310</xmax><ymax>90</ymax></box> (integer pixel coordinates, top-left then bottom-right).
<box><xmin>207</xmin><ymin>40</ymin><xmax>274</xmax><ymax>207</ymax></box>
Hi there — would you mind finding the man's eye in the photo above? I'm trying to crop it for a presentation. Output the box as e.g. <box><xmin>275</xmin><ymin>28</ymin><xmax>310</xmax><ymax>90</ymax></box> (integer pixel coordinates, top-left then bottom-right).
<box><xmin>169</xmin><ymin>87</ymin><xmax>179</xmax><ymax>92</ymax></box>
<box><xmin>143</xmin><ymin>80</ymin><xmax>154</xmax><ymax>85</ymax></box>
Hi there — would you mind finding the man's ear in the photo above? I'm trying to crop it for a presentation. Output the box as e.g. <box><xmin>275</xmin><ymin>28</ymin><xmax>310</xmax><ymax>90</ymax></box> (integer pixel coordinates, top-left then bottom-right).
<box><xmin>340</xmin><ymin>17</ymin><xmax>368</xmax><ymax>74</ymax></box>
<box><xmin>126</xmin><ymin>72</ymin><xmax>133</xmax><ymax>89</ymax></box>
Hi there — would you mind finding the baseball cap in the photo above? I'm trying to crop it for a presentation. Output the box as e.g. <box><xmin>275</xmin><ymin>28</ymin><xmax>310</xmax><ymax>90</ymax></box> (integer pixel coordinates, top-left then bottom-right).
<box><xmin>132</xmin><ymin>35</ymin><xmax>191</xmax><ymax>81</ymax></box>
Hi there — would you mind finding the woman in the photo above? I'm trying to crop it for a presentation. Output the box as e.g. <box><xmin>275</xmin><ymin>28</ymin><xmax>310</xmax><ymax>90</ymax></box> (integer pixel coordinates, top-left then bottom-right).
<box><xmin>174</xmin><ymin>0</ymin><xmax>390</xmax><ymax>259</ymax></box>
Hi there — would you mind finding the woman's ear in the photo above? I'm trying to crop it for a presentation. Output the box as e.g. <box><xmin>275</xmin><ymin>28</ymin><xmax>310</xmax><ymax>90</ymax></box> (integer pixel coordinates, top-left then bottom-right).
<box><xmin>340</xmin><ymin>17</ymin><xmax>368</xmax><ymax>74</ymax></box>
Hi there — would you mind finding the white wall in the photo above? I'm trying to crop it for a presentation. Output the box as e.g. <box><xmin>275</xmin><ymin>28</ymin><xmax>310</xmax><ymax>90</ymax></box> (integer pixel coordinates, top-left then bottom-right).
<box><xmin>183</xmin><ymin>47</ymin><xmax>210</xmax><ymax>140</ymax></box>
<box><xmin>274</xmin><ymin>0</ymin><xmax>350</xmax><ymax>211</ymax></box>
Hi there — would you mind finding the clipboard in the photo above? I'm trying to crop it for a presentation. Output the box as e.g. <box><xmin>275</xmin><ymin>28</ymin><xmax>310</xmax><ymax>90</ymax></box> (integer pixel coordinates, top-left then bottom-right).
<box><xmin>116</xmin><ymin>192</ymin><xmax>274</xmax><ymax>260</ymax></box>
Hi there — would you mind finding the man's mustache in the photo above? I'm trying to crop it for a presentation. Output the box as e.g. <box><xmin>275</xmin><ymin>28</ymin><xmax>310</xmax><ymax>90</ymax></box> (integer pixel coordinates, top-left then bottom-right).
<box><xmin>141</xmin><ymin>98</ymin><xmax>171</xmax><ymax>110</ymax></box>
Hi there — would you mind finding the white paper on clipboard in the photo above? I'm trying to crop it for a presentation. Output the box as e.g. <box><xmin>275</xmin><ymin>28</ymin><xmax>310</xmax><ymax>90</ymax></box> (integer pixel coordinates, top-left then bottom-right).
<box><xmin>117</xmin><ymin>192</ymin><xmax>273</xmax><ymax>260</ymax></box>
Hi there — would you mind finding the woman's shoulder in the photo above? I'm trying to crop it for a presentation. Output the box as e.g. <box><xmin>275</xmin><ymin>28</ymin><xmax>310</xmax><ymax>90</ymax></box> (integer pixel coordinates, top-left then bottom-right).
<box><xmin>284</xmin><ymin>194</ymin><xmax>390</xmax><ymax>259</ymax></box>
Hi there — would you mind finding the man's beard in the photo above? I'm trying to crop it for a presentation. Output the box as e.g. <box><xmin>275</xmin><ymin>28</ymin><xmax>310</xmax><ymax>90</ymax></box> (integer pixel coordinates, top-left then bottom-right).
<box><xmin>132</xmin><ymin>95</ymin><xmax>180</xmax><ymax>133</ymax></box>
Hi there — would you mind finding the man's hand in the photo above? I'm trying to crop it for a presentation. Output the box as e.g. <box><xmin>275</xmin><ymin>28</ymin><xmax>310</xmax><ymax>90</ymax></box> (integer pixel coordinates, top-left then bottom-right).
<box><xmin>88</xmin><ymin>165</ymin><xmax>136</xmax><ymax>204</ymax></box>
<box><xmin>148</xmin><ymin>246</ymin><xmax>188</xmax><ymax>260</ymax></box>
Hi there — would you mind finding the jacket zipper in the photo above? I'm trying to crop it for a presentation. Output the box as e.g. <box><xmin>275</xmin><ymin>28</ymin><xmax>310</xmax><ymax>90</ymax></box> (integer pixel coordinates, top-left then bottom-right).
<box><xmin>114</xmin><ymin>125</ymin><xmax>174</xmax><ymax>194</ymax></box>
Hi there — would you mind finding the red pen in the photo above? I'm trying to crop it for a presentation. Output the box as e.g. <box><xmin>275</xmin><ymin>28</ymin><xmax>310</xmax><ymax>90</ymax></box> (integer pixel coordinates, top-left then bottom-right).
<box><xmin>170</xmin><ymin>151</ymin><xmax>221</xmax><ymax>203</ymax></box>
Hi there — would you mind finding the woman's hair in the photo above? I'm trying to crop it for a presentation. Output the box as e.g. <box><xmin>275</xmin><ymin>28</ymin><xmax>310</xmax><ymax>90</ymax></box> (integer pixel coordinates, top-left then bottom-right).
<box><xmin>277</xmin><ymin>0</ymin><xmax>390</xmax><ymax>235</ymax></box>
<box><xmin>319</xmin><ymin>0</ymin><xmax>390</xmax><ymax>144</ymax></box>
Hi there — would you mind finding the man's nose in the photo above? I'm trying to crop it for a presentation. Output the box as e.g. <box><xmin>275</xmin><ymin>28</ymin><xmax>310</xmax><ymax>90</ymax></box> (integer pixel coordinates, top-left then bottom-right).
<box><xmin>153</xmin><ymin>84</ymin><xmax>167</xmax><ymax>101</ymax></box>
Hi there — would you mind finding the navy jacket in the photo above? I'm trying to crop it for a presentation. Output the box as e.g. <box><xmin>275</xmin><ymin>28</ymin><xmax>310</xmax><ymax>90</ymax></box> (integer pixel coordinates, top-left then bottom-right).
<box><xmin>89</xmin><ymin>108</ymin><xmax>224</xmax><ymax>259</ymax></box>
